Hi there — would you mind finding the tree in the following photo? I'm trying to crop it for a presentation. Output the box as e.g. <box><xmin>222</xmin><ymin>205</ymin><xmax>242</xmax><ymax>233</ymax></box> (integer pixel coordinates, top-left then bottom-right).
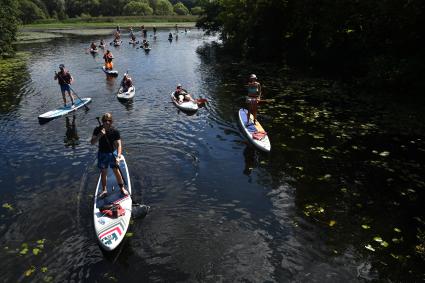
<box><xmin>0</xmin><ymin>0</ymin><xmax>19</xmax><ymax>57</ymax></box>
<box><xmin>18</xmin><ymin>0</ymin><xmax>46</xmax><ymax>24</ymax></box>
<box><xmin>155</xmin><ymin>0</ymin><xmax>173</xmax><ymax>15</ymax></box>
<box><xmin>190</xmin><ymin>6</ymin><xmax>203</xmax><ymax>15</ymax></box>
<box><xmin>123</xmin><ymin>1</ymin><xmax>153</xmax><ymax>15</ymax></box>
<box><xmin>173</xmin><ymin>2</ymin><xmax>189</xmax><ymax>15</ymax></box>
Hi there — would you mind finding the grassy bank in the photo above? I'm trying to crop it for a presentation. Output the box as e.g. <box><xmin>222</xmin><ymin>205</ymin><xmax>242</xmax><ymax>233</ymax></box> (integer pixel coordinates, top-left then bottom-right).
<box><xmin>22</xmin><ymin>15</ymin><xmax>198</xmax><ymax>30</ymax></box>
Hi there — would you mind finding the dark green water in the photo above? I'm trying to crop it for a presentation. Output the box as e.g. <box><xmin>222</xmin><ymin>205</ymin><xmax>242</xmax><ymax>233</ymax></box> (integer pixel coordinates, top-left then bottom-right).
<box><xmin>0</xmin><ymin>29</ymin><xmax>423</xmax><ymax>282</ymax></box>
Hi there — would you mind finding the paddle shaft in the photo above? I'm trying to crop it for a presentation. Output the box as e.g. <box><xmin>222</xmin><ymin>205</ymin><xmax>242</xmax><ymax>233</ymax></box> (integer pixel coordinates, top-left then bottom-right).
<box><xmin>55</xmin><ymin>72</ymin><xmax>89</xmax><ymax>110</ymax></box>
<box><xmin>96</xmin><ymin>117</ymin><xmax>127</xmax><ymax>187</ymax></box>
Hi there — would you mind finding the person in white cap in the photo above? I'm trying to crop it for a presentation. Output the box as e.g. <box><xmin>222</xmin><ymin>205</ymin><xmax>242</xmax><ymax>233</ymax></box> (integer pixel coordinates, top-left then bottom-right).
<box><xmin>246</xmin><ymin>74</ymin><xmax>262</xmax><ymax>123</ymax></box>
<box><xmin>173</xmin><ymin>84</ymin><xmax>194</xmax><ymax>103</ymax></box>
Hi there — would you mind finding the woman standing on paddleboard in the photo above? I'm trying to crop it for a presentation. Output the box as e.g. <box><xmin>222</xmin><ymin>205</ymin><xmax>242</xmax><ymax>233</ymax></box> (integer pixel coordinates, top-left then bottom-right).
<box><xmin>246</xmin><ymin>74</ymin><xmax>262</xmax><ymax>124</ymax></box>
<box><xmin>91</xmin><ymin>113</ymin><xmax>129</xmax><ymax>198</ymax></box>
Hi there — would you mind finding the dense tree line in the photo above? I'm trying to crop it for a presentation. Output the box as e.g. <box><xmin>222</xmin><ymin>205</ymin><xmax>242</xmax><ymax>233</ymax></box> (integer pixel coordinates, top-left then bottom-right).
<box><xmin>196</xmin><ymin>0</ymin><xmax>425</xmax><ymax>92</ymax></box>
<box><xmin>15</xmin><ymin>0</ymin><xmax>201</xmax><ymax>21</ymax></box>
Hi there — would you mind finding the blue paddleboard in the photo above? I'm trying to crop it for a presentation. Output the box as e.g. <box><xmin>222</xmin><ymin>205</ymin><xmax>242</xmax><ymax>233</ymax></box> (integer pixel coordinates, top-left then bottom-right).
<box><xmin>38</xmin><ymin>98</ymin><xmax>91</xmax><ymax>121</ymax></box>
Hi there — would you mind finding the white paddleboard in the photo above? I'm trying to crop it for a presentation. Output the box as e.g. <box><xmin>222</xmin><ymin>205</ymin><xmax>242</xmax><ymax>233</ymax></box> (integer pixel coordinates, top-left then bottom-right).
<box><xmin>170</xmin><ymin>91</ymin><xmax>198</xmax><ymax>112</ymax></box>
<box><xmin>102</xmin><ymin>66</ymin><xmax>118</xmax><ymax>76</ymax></box>
<box><xmin>93</xmin><ymin>155</ymin><xmax>132</xmax><ymax>251</ymax></box>
<box><xmin>238</xmin><ymin>108</ymin><xmax>271</xmax><ymax>152</ymax></box>
<box><xmin>38</xmin><ymin>98</ymin><xmax>91</xmax><ymax>121</ymax></box>
<box><xmin>117</xmin><ymin>86</ymin><xmax>135</xmax><ymax>100</ymax></box>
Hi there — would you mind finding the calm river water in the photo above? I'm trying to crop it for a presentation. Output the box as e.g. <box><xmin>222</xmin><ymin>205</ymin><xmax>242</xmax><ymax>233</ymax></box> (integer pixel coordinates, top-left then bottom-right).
<box><xmin>0</xmin><ymin>29</ymin><xmax>423</xmax><ymax>282</ymax></box>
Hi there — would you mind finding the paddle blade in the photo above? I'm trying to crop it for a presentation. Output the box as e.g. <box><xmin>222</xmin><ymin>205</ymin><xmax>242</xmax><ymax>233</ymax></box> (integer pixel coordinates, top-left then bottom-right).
<box><xmin>196</xmin><ymin>98</ymin><xmax>208</xmax><ymax>105</ymax></box>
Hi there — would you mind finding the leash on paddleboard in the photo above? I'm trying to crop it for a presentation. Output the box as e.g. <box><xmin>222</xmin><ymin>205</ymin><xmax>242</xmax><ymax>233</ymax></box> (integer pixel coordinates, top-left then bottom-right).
<box><xmin>95</xmin><ymin>117</ymin><xmax>127</xmax><ymax>187</ymax></box>
<box><xmin>55</xmin><ymin>72</ymin><xmax>90</xmax><ymax>111</ymax></box>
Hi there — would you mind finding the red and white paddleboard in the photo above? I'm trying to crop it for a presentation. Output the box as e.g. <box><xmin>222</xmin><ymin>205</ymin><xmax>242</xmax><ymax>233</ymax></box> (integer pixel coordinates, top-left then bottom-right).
<box><xmin>93</xmin><ymin>155</ymin><xmax>132</xmax><ymax>251</ymax></box>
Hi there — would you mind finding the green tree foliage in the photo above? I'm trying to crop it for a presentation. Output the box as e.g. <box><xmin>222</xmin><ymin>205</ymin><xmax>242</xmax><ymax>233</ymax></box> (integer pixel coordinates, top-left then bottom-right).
<box><xmin>98</xmin><ymin>0</ymin><xmax>131</xmax><ymax>16</ymax></box>
<box><xmin>0</xmin><ymin>0</ymin><xmax>19</xmax><ymax>57</ymax></box>
<box><xmin>190</xmin><ymin>6</ymin><xmax>203</xmax><ymax>15</ymax></box>
<box><xmin>173</xmin><ymin>2</ymin><xmax>189</xmax><ymax>15</ymax></box>
<box><xmin>18</xmin><ymin>0</ymin><xmax>47</xmax><ymax>24</ymax></box>
<box><xmin>66</xmin><ymin>0</ymin><xmax>100</xmax><ymax>18</ymax></box>
<box><xmin>155</xmin><ymin>0</ymin><xmax>173</xmax><ymax>15</ymax></box>
<box><xmin>197</xmin><ymin>0</ymin><xmax>425</xmax><ymax>91</ymax></box>
<box><xmin>123</xmin><ymin>1</ymin><xmax>153</xmax><ymax>15</ymax></box>
<box><xmin>170</xmin><ymin>0</ymin><xmax>196</xmax><ymax>9</ymax></box>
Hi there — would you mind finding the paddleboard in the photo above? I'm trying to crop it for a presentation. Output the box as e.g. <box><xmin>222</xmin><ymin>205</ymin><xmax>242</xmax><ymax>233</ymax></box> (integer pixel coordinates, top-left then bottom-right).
<box><xmin>90</xmin><ymin>48</ymin><xmax>98</xmax><ymax>54</ymax></box>
<box><xmin>238</xmin><ymin>108</ymin><xmax>271</xmax><ymax>152</ymax></box>
<box><xmin>93</xmin><ymin>155</ymin><xmax>132</xmax><ymax>251</ymax></box>
<box><xmin>102</xmin><ymin>66</ymin><xmax>118</xmax><ymax>77</ymax></box>
<box><xmin>117</xmin><ymin>86</ymin><xmax>136</xmax><ymax>100</ymax></box>
<box><xmin>170</xmin><ymin>92</ymin><xmax>198</xmax><ymax>112</ymax></box>
<box><xmin>38</xmin><ymin>98</ymin><xmax>91</xmax><ymax>121</ymax></box>
<box><xmin>142</xmin><ymin>46</ymin><xmax>151</xmax><ymax>53</ymax></box>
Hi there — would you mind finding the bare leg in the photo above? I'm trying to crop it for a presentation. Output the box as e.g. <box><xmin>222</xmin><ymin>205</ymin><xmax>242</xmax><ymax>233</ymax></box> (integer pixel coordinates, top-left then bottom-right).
<box><xmin>112</xmin><ymin>167</ymin><xmax>128</xmax><ymax>195</ymax></box>
<box><xmin>62</xmin><ymin>91</ymin><xmax>67</xmax><ymax>106</ymax></box>
<box><xmin>67</xmin><ymin>90</ymin><xmax>75</xmax><ymax>105</ymax></box>
<box><xmin>101</xmin><ymin>168</ymin><xmax>108</xmax><ymax>192</ymax></box>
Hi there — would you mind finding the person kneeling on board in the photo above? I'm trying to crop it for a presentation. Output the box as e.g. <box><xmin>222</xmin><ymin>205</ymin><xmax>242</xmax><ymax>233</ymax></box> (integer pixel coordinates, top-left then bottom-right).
<box><xmin>91</xmin><ymin>113</ymin><xmax>129</xmax><ymax>198</ymax></box>
<box><xmin>174</xmin><ymin>84</ymin><xmax>194</xmax><ymax>103</ymax></box>
<box><xmin>121</xmin><ymin>74</ymin><xmax>133</xmax><ymax>92</ymax></box>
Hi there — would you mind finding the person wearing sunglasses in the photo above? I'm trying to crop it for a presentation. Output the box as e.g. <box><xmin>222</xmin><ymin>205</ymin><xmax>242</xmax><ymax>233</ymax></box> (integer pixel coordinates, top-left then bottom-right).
<box><xmin>91</xmin><ymin>112</ymin><xmax>129</xmax><ymax>198</ymax></box>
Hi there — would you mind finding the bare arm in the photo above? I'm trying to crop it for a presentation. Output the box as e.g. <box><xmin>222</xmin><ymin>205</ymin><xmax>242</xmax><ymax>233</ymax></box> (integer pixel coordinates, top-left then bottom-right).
<box><xmin>90</xmin><ymin>128</ymin><xmax>105</xmax><ymax>145</ymax></box>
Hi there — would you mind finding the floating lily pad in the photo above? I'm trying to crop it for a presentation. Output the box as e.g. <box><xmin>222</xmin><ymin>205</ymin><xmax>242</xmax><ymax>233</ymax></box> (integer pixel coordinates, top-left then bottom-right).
<box><xmin>329</xmin><ymin>220</ymin><xmax>336</xmax><ymax>227</ymax></box>
<box><xmin>33</xmin><ymin>248</ymin><xmax>41</xmax><ymax>255</ymax></box>
<box><xmin>2</xmin><ymin>203</ymin><xmax>14</xmax><ymax>210</ymax></box>
<box><xmin>362</xmin><ymin>224</ymin><xmax>371</xmax><ymax>229</ymax></box>
<box><xmin>365</xmin><ymin>244</ymin><xmax>375</xmax><ymax>251</ymax></box>
<box><xmin>125</xmin><ymin>232</ymin><xmax>134</xmax><ymax>238</ymax></box>
<box><xmin>24</xmin><ymin>266</ymin><xmax>36</xmax><ymax>277</ymax></box>
<box><xmin>373</xmin><ymin>236</ymin><xmax>383</xmax><ymax>243</ymax></box>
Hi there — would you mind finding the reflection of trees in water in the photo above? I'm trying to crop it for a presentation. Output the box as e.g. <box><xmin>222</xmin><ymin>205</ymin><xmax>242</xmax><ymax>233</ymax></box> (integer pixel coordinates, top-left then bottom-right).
<box><xmin>0</xmin><ymin>53</ymin><xmax>29</xmax><ymax>114</ymax></box>
<box><xmin>64</xmin><ymin>115</ymin><xmax>79</xmax><ymax>148</ymax></box>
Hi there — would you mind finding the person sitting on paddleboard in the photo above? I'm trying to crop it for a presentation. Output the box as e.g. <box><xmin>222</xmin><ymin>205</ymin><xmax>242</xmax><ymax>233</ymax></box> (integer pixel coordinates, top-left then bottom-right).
<box><xmin>91</xmin><ymin>113</ymin><xmax>129</xmax><ymax>198</ymax></box>
<box><xmin>174</xmin><ymin>84</ymin><xmax>194</xmax><ymax>103</ymax></box>
<box><xmin>103</xmin><ymin>50</ymin><xmax>114</xmax><ymax>70</ymax></box>
<box><xmin>99</xmin><ymin>39</ymin><xmax>105</xmax><ymax>47</ymax></box>
<box><xmin>90</xmin><ymin>42</ymin><xmax>97</xmax><ymax>50</ymax></box>
<box><xmin>54</xmin><ymin>64</ymin><xmax>75</xmax><ymax>108</ymax></box>
<box><xmin>121</xmin><ymin>74</ymin><xmax>133</xmax><ymax>92</ymax></box>
<box><xmin>246</xmin><ymin>74</ymin><xmax>262</xmax><ymax>124</ymax></box>
<box><xmin>131</xmin><ymin>34</ymin><xmax>137</xmax><ymax>42</ymax></box>
<box><xmin>142</xmin><ymin>39</ymin><xmax>150</xmax><ymax>48</ymax></box>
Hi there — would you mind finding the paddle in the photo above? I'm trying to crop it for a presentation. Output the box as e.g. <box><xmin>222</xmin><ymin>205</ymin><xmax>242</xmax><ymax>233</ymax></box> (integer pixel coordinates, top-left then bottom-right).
<box><xmin>55</xmin><ymin>71</ymin><xmax>90</xmax><ymax>111</ymax></box>
<box><xmin>95</xmin><ymin>117</ymin><xmax>127</xmax><ymax>187</ymax></box>
<box><xmin>196</xmin><ymin>98</ymin><xmax>208</xmax><ymax>105</ymax></box>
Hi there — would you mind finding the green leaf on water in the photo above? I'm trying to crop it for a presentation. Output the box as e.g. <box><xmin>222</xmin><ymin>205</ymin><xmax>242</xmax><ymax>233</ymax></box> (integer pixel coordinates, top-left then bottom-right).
<box><xmin>362</xmin><ymin>224</ymin><xmax>371</xmax><ymax>229</ymax></box>
<box><xmin>390</xmin><ymin>253</ymin><xmax>399</xmax><ymax>259</ymax></box>
<box><xmin>373</xmin><ymin>236</ymin><xmax>383</xmax><ymax>243</ymax></box>
<box><xmin>2</xmin><ymin>203</ymin><xmax>13</xmax><ymax>210</ymax></box>
<box><xmin>41</xmin><ymin>267</ymin><xmax>48</xmax><ymax>273</ymax></box>
<box><xmin>20</xmin><ymin>248</ymin><xmax>29</xmax><ymax>255</ymax></box>
<box><xmin>43</xmin><ymin>276</ymin><xmax>53</xmax><ymax>282</ymax></box>
<box><xmin>380</xmin><ymin>241</ymin><xmax>389</xmax><ymax>247</ymax></box>
<box><xmin>36</xmin><ymin>239</ymin><xmax>46</xmax><ymax>245</ymax></box>
<box><xmin>125</xmin><ymin>232</ymin><xmax>134</xmax><ymax>238</ymax></box>
<box><xmin>33</xmin><ymin>248</ymin><xmax>41</xmax><ymax>255</ymax></box>
<box><xmin>365</xmin><ymin>244</ymin><xmax>375</xmax><ymax>251</ymax></box>
<box><xmin>379</xmin><ymin>151</ymin><xmax>390</xmax><ymax>157</ymax></box>
<box><xmin>329</xmin><ymin>220</ymin><xmax>336</xmax><ymax>227</ymax></box>
<box><xmin>24</xmin><ymin>266</ymin><xmax>36</xmax><ymax>277</ymax></box>
<box><xmin>394</xmin><ymin>228</ymin><xmax>402</xmax><ymax>233</ymax></box>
